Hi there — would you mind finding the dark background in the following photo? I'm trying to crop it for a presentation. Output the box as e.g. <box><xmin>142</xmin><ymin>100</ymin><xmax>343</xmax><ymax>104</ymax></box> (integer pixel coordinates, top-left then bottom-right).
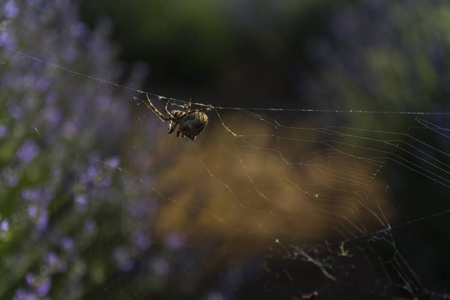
<box><xmin>78</xmin><ymin>0</ymin><xmax>450</xmax><ymax>297</ymax></box>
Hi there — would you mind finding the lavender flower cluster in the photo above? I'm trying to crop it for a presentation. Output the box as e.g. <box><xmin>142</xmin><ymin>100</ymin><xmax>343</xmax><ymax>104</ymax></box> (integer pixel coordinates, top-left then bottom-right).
<box><xmin>0</xmin><ymin>0</ymin><xmax>168</xmax><ymax>299</ymax></box>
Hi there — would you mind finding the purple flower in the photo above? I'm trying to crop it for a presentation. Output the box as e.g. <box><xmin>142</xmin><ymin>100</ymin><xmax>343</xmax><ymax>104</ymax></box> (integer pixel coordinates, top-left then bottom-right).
<box><xmin>17</xmin><ymin>140</ymin><xmax>39</xmax><ymax>164</ymax></box>
<box><xmin>35</xmin><ymin>77</ymin><xmax>50</xmax><ymax>92</ymax></box>
<box><xmin>37</xmin><ymin>278</ymin><xmax>51</xmax><ymax>297</ymax></box>
<box><xmin>44</xmin><ymin>252</ymin><xmax>59</xmax><ymax>269</ymax></box>
<box><xmin>106</xmin><ymin>157</ymin><xmax>120</xmax><ymax>168</ymax></box>
<box><xmin>0</xmin><ymin>219</ymin><xmax>9</xmax><ymax>231</ymax></box>
<box><xmin>36</xmin><ymin>210</ymin><xmax>48</xmax><ymax>231</ymax></box>
<box><xmin>131</xmin><ymin>232</ymin><xmax>151</xmax><ymax>250</ymax></box>
<box><xmin>99</xmin><ymin>177</ymin><xmax>112</xmax><ymax>187</ymax></box>
<box><xmin>11</xmin><ymin>104</ymin><xmax>25</xmax><ymax>120</ymax></box>
<box><xmin>22</xmin><ymin>188</ymin><xmax>53</xmax><ymax>203</ymax></box>
<box><xmin>60</xmin><ymin>237</ymin><xmax>74</xmax><ymax>251</ymax></box>
<box><xmin>164</xmin><ymin>232</ymin><xmax>185</xmax><ymax>250</ymax></box>
<box><xmin>38</xmin><ymin>188</ymin><xmax>54</xmax><ymax>204</ymax></box>
<box><xmin>25</xmin><ymin>273</ymin><xmax>35</xmax><ymax>285</ymax></box>
<box><xmin>75</xmin><ymin>194</ymin><xmax>88</xmax><ymax>213</ymax></box>
<box><xmin>4</xmin><ymin>0</ymin><xmax>19</xmax><ymax>18</ymax></box>
<box><xmin>27</xmin><ymin>205</ymin><xmax>37</xmax><ymax>218</ymax></box>
<box><xmin>0</xmin><ymin>124</ymin><xmax>6</xmax><ymax>138</ymax></box>
<box><xmin>81</xmin><ymin>165</ymin><xmax>99</xmax><ymax>183</ymax></box>
<box><xmin>0</xmin><ymin>31</ymin><xmax>16</xmax><ymax>47</ymax></box>
<box><xmin>4</xmin><ymin>171</ymin><xmax>18</xmax><ymax>187</ymax></box>
<box><xmin>70</xmin><ymin>22</ymin><xmax>89</xmax><ymax>38</ymax></box>
<box><xmin>1</xmin><ymin>0</ymin><xmax>151</xmax><ymax>295</ymax></box>
<box><xmin>22</xmin><ymin>189</ymin><xmax>33</xmax><ymax>201</ymax></box>
<box><xmin>113</xmin><ymin>247</ymin><xmax>133</xmax><ymax>272</ymax></box>
<box><xmin>13</xmin><ymin>289</ymin><xmax>26</xmax><ymax>300</ymax></box>
<box><xmin>44</xmin><ymin>107</ymin><xmax>62</xmax><ymax>125</ymax></box>
<box><xmin>129</xmin><ymin>200</ymin><xmax>155</xmax><ymax>218</ymax></box>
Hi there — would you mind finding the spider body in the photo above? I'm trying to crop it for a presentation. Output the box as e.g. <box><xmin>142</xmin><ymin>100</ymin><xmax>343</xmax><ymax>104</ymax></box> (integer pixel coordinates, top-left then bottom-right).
<box><xmin>146</xmin><ymin>95</ymin><xmax>213</xmax><ymax>140</ymax></box>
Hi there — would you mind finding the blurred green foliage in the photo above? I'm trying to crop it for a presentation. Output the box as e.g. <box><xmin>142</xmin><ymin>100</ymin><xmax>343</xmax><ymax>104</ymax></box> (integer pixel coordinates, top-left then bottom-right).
<box><xmin>79</xmin><ymin>0</ymin><xmax>450</xmax><ymax>120</ymax></box>
<box><xmin>80</xmin><ymin>0</ymin><xmax>359</xmax><ymax>102</ymax></box>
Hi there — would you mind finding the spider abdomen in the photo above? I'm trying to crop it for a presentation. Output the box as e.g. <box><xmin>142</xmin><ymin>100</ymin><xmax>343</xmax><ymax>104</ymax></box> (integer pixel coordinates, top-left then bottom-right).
<box><xmin>179</xmin><ymin>112</ymin><xmax>209</xmax><ymax>140</ymax></box>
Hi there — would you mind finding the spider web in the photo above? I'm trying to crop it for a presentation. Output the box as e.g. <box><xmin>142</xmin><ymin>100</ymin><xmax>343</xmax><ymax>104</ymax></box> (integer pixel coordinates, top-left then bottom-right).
<box><xmin>138</xmin><ymin>105</ymin><xmax>449</xmax><ymax>300</ymax></box>
<box><xmin>1</xmin><ymin>43</ymin><xmax>450</xmax><ymax>300</ymax></box>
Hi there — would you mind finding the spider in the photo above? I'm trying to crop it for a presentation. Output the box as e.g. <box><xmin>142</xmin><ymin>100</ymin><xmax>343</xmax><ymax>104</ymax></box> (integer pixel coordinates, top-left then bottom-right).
<box><xmin>146</xmin><ymin>95</ymin><xmax>214</xmax><ymax>140</ymax></box>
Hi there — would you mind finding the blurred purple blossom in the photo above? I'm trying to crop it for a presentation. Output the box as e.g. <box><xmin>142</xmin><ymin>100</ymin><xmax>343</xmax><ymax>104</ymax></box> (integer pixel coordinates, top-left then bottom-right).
<box><xmin>43</xmin><ymin>252</ymin><xmax>64</xmax><ymax>272</ymax></box>
<box><xmin>70</xmin><ymin>22</ymin><xmax>89</xmax><ymax>38</ymax></box>
<box><xmin>4</xmin><ymin>0</ymin><xmax>18</xmax><ymax>18</ymax></box>
<box><xmin>106</xmin><ymin>157</ymin><xmax>120</xmax><ymax>168</ymax></box>
<box><xmin>22</xmin><ymin>187</ymin><xmax>54</xmax><ymax>203</ymax></box>
<box><xmin>37</xmin><ymin>278</ymin><xmax>51</xmax><ymax>297</ymax></box>
<box><xmin>22</xmin><ymin>273</ymin><xmax>52</xmax><ymax>298</ymax></box>
<box><xmin>0</xmin><ymin>31</ymin><xmax>16</xmax><ymax>47</ymax></box>
<box><xmin>0</xmin><ymin>219</ymin><xmax>9</xmax><ymax>231</ymax></box>
<box><xmin>164</xmin><ymin>232</ymin><xmax>186</xmax><ymax>250</ymax></box>
<box><xmin>75</xmin><ymin>194</ymin><xmax>88</xmax><ymax>213</ymax></box>
<box><xmin>60</xmin><ymin>237</ymin><xmax>74</xmax><ymax>251</ymax></box>
<box><xmin>16</xmin><ymin>140</ymin><xmax>40</xmax><ymax>164</ymax></box>
<box><xmin>131</xmin><ymin>232</ymin><xmax>151</xmax><ymax>250</ymax></box>
<box><xmin>43</xmin><ymin>107</ymin><xmax>62</xmax><ymax>125</ymax></box>
<box><xmin>13</xmin><ymin>289</ymin><xmax>27</xmax><ymax>300</ymax></box>
<box><xmin>22</xmin><ymin>189</ymin><xmax>34</xmax><ymax>201</ymax></box>
<box><xmin>0</xmin><ymin>125</ymin><xmax>6</xmax><ymax>137</ymax></box>
<box><xmin>25</xmin><ymin>273</ymin><xmax>35</xmax><ymax>285</ymax></box>
<box><xmin>11</xmin><ymin>104</ymin><xmax>25</xmax><ymax>120</ymax></box>
<box><xmin>113</xmin><ymin>247</ymin><xmax>133</xmax><ymax>272</ymax></box>
<box><xmin>27</xmin><ymin>205</ymin><xmax>37</xmax><ymax>218</ymax></box>
<box><xmin>36</xmin><ymin>211</ymin><xmax>48</xmax><ymax>231</ymax></box>
<box><xmin>3</xmin><ymin>169</ymin><xmax>18</xmax><ymax>186</ymax></box>
<box><xmin>84</xmin><ymin>165</ymin><xmax>98</xmax><ymax>181</ymax></box>
<box><xmin>129</xmin><ymin>199</ymin><xmax>155</xmax><ymax>218</ymax></box>
<box><xmin>99</xmin><ymin>177</ymin><xmax>112</xmax><ymax>187</ymax></box>
<box><xmin>0</xmin><ymin>0</ymin><xmax>157</xmax><ymax>298</ymax></box>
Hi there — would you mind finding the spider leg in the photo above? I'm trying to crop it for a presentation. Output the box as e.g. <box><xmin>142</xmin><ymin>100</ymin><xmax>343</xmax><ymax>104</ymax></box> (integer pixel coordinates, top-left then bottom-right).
<box><xmin>168</xmin><ymin>120</ymin><xmax>178</xmax><ymax>134</ymax></box>
<box><xmin>182</xmin><ymin>99</ymin><xmax>215</xmax><ymax>115</ymax></box>
<box><xmin>186</xmin><ymin>106</ymin><xmax>215</xmax><ymax>114</ymax></box>
<box><xmin>183</xmin><ymin>99</ymin><xmax>192</xmax><ymax>113</ymax></box>
<box><xmin>164</xmin><ymin>99</ymin><xmax>175</xmax><ymax>119</ymax></box>
<box><xmin>176</xmin><ymin>129</ymin><xmax>186</xmax><ymax>138</ymax></box>
<box><xmin>146</xmin><ymin>95</ymin><xmax>171</xmax><ymax>121</ymax></box>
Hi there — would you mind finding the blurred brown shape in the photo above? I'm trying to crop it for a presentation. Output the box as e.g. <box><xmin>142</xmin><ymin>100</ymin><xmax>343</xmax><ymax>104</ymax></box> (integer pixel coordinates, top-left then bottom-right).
<box><xmin>146</xmin><ymin>111</ymin><xmax>395</xmax><ymax>265</ymax></box>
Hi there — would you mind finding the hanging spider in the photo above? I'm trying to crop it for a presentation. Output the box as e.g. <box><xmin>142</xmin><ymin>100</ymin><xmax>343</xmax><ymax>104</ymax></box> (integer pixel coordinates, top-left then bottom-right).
<box><xmin>146</xmin><ymin>95</ymin><xmax>214</xmax><ymax>140</ymax></box>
